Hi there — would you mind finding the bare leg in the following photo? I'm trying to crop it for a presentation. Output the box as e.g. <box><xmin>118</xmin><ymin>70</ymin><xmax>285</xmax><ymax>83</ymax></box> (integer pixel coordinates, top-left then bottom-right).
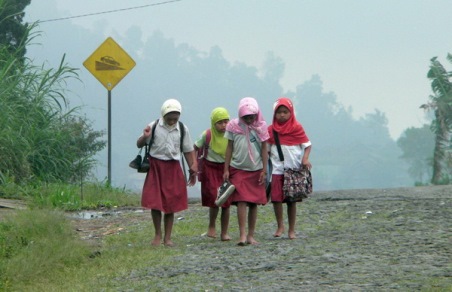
<box><xmin>237</xmin><ymin>202</ymin><xmax>247</xmax><ymax>244</ymax></box>
<box><xmin>287</xmin><ymin>202</ymin><xmax>297</xmax><ymax>239</ymax></box>
<box><xmin>273</xmin><ymin>202</ymin><xmax>285</xmax><ymax>237</ymax></box>
<box><xmin>163</xmin><ymin>213</ymin><xmax>174</xmax><ymax>246</ymax></box>
<box><xmin>207</xmin><ymin>207</ymin><xmax>219</xmax><ymax>238</ymax></box>
<box><xmin>151</xmin><ymin>209</ymin><xmax>162</xmax><ymax>246</ymax></box>
<box><xmin>246</xmin><ymin>203</ymin><xmax>259</xmax><ymax>245</ymax></box>
<box><xmin>220</xmin><ymin>207</ymin><xmax>231</xmax><ymax>241</ymax></box>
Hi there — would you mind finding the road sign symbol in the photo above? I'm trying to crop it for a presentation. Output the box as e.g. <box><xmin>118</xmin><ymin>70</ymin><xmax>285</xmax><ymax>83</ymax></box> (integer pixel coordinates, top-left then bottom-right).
<box><xmin>83</xmin><ymin>37</ymin><xmax>135</xmax><ymax>90</ymax></box>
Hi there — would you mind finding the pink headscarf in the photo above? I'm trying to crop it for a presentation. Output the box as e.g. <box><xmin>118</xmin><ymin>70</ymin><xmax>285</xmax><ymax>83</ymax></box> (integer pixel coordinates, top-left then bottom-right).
<box><xmin>226</xmin><ymin>97</ymin><xmax>269</xmax><ymax>163</ymax></box>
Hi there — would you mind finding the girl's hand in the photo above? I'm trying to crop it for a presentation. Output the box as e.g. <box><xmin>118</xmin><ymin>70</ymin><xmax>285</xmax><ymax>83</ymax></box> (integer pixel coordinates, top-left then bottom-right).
<box><xmin>187</xmin><ymin>172</ymin><xmax>196</xmax><ymax>186</ymax></box>
<box><xmin>223</xmin><ymin>170</ymin><xmax>229</xmax><ymax>182</ymax></box>
<box><xmin>143</xmin><ymin>125</ymin><xmax>151</xmax><ymax>138</ymax></box>
<box><xmin>302</xmin><ymin>159</ymin><xmax>312</xmax><ymax>170</ymax></box>
<box><xmin>258</xmin><ymin>171</ymin><xmax>266</xmax><ymax>185</ymax></box>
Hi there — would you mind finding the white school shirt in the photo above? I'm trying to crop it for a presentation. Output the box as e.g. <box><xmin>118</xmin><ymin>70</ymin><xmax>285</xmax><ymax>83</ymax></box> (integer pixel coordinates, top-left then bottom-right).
<box><xmin>194</xmin><ymin>131</ymin><xmax>225</xmax><ymax>163</ymax></box>
<box><xmin>140</xmin><ymin>119</ymin><xmax>194</xmax><ymax>160</ymax></box>
<box><xmin>268</xmin><ymin>141</ymin><xmax>312</xmax><ymax>175</ymax></box>
<box><xmin>224</xmin><ymin>129</ymin><xmax>263</xmax><ymax>171</ymax></box>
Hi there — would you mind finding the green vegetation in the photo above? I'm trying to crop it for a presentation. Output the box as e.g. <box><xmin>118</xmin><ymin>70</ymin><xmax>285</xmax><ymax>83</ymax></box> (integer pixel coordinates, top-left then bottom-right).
<box><xmin>0</xmin><ymin>37</ymin><xmax>106</xmax><ymax>185</ymax></box>
<box><xmin>0</xmin><ymin>206</ymin><xmax>175</xmax><ymax>291</ymax></box>
<box><xmin>421</xmin><ymin>55</ymin><xmax>452</xmax><ymax>185</ymax></box>
<box><xmin>0</xmin><ymin>0</ymin><xmax>31</xmax><ymax>58</ymax></box>
<box><xmin>0</xmin><ymin>179</ymin><xmax>140</xmax><ymax>211</ymax></box>
<box><xmin>0</xmin><ymin>11</ymin><xmax>105</xmax><ymax>186</ymax></box>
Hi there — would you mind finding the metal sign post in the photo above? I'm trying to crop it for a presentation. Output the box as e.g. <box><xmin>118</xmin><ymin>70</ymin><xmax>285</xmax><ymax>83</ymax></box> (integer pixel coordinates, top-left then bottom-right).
<box><xmin>83</xmin><ymin>37</ymin><xmax>136</xmax><ymax>185</ymax></box>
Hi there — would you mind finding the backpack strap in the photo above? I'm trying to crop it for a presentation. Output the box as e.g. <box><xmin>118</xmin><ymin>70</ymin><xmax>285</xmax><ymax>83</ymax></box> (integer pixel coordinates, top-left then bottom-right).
<box><xmin>147</xmin><ymin>120</ymin><xmax>185</xmax><ymax>155</ymax></box>
<box><xmin>178</xmin><ymin>121</ymin><xmax>188</xmax><ymax>180</ymax></box>
<box><xmin>204</xmin><ymin>129</ymin><xmax>211</xmax><ymax>157</ymax></box>
<box><xmin>178</xmin><ymin>121</ymin><xmax>185</xmax><ymax>153</ymax></box>
<box><xmin>273</xmin><ymin>130</ymin><xmax>284</xmax><ymax>162</ymax></box>
<box><xmin>145</xmin><ymin>119</ymin><xmax>159</xmax><ymax>154</ymax></box>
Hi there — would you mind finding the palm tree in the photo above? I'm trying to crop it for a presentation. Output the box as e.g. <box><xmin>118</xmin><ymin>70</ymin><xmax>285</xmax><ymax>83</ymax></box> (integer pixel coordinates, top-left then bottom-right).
<box><xmin>421</xmin><ymin>55</ymin><xmax>452</xmax><ymax>184</ymax></box>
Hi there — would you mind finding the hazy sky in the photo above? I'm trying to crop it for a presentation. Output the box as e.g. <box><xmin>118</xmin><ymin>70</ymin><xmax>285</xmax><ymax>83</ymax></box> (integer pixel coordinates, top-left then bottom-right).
<box><xmin>24</xmin><ymin>0</ymin><xmax>452</xmax><ymax>139</ymax></box>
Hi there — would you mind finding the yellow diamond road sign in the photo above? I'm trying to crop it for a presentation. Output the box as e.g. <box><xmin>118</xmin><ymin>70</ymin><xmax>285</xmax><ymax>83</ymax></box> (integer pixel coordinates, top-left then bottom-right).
<box><xmin>83</xmin><ymin>37</ymin><xmax>136</xmax><ymax>90</ymax></box>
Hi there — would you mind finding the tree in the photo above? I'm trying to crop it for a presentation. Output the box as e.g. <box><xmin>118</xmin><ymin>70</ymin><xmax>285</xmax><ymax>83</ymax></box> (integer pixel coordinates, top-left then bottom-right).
<box><xmin>0</xmin><ymin>0</ymin><xmax>31</xmax><ymax>59</ymax></box>
<box><xmin>421</xmin><ymin>55</ymin><xmax>452</xmax><ymax>184</ymax></box>
<box><xmin>397</xmin><ymin>125</ymin><xmax>435</xmax><ymax>184</ymax></box>
<box><xmin>293</xmin><ymin>75</ymin><xmax>412</xmax><ymax>190</ymax></box>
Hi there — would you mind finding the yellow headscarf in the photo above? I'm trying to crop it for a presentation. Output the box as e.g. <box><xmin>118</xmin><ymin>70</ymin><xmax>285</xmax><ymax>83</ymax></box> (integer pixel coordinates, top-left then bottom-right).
<box><xmin>210</xmin><ymin>107</ymin><xmax>230</xmax><ymax>158</ymax></box>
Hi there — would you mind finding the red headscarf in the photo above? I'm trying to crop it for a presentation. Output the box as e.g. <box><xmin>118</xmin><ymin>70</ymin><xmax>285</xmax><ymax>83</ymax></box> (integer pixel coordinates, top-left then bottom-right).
<box><xmin>267</xmin><ymin>97</ymin><xmax>309</xmax><ymax>146</ymax></box>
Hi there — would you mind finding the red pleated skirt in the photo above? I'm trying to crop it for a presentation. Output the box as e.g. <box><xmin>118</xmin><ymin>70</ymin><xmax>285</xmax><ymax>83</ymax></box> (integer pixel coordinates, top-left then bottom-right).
<box><xmin>201</xmin><ymin>160</ymin><xmax>231</xmax><ymax>208</ymax></box>
<box><xmin>141</xmin><ymin>157</ymin><xmax>188</xmax><ymax>213</ymax></box>
<box><xmin>229</xmin><ymin>167</ymin><xmax>267</xmax><ymax>205</ymax></box>
<box><xmin>270</xmin><ymin>174</ymin><xmax>285</xmax><ymax>202</ymax></box>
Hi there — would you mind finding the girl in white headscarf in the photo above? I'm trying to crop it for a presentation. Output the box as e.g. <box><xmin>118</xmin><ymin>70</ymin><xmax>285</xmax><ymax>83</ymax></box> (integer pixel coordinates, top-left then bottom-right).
<box><xmin>137</xmin><ymin>99</ymin><xmax>197</xmax><ymax>247</ymax></box>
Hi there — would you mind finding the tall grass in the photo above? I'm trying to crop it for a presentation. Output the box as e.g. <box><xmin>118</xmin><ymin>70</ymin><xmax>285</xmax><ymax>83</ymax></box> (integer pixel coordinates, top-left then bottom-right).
<box><xmin>0</xmin><ymin>23</ymin><xmax>106</xmax><ymax>186</ymax></box>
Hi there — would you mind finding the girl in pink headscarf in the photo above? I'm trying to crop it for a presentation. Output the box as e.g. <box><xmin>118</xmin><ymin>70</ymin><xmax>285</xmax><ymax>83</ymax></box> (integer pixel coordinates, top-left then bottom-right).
<box><xmin>223</xmin><ymin>97</ymin><xmax>270</xmax><ymax>246</ymax></box>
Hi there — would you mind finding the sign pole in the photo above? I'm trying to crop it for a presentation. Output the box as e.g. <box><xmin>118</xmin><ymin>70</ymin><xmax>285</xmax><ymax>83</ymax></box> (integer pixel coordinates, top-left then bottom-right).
<box><xmin>83</xmin><ymin>37</ymin><xmax>136</xmax><ymax>187</ymax></box>
<box><xmin>107</xmin><ymin>89</ymin><xmax>112</xmax><ymax>186</ymax></box>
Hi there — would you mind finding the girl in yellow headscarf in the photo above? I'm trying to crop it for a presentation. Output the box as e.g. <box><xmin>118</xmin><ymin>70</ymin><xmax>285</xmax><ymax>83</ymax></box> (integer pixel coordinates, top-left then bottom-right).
<box><xmin>194</xmin><ymin>107</ymin><xmax>231</xmax><ymax>241</ymax></box>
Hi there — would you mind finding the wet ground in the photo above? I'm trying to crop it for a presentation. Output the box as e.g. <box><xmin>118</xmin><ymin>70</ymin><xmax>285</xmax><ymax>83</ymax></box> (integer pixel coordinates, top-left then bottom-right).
<box><xmin>69</xmin><ymin>185</ymin><xmax>451</xmax><ymax>290</ymax></box>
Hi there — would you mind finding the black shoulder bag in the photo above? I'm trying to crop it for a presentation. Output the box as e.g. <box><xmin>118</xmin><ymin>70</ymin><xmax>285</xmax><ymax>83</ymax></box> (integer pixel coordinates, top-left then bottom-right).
<box><xmin>129</xmin><ymin>120</ymin><xmax>158</xmax><ymax>173</ymax></box>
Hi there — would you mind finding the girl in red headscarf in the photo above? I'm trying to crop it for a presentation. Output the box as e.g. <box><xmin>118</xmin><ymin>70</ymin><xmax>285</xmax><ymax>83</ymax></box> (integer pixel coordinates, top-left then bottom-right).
<box><xmin>267</xmin><ymin>97</ymin><xmax>312</xmax><ymax>239</ymax></box>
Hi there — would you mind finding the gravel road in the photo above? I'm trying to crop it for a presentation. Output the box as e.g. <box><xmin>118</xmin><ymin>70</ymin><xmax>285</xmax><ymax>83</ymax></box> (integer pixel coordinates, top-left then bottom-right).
<box><xmin>71</xmin><ymin>185</ymin><xmax>451</xmax><ymax>291</ymax></box>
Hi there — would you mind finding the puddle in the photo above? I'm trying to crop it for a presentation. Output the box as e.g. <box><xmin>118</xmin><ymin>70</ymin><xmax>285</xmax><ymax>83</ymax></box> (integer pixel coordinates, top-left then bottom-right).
<box><xmin>71</xmin><ymin>209</ymin><xmax>144</xmax><ymax>220</ymax></box>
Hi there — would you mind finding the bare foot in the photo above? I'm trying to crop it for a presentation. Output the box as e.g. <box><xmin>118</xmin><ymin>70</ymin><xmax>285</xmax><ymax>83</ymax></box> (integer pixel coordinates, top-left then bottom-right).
<box><xmin>207</xmin><ymin>228</ymin><xmax>217</xmax><ymax>238</ymax></box>
<box><xmin>163</xmin><ymin>240</ymin><xmax>174</xmax><ymax>247</ymax></box>
<box><xmin>246</xmin><ymin>236</ymin><xmax>259</xmax><ymax>245</ymax></box>
<box><xmin>273</xmin><ymin>227</ymin><xmax>285</xmax><ymax>237</ymax></box>
<box><xmin>288</xmin><ymin>231</ymin><xmax>297</xmax><ymax>239</ymax></box>
<box><xmin>151</xmin><ymin>238</ymin><xmax>161</xmax><ymax>246</ymax></box>
<box><xmin>220</xmin><ymin>234</ymin><xmax>231</xmax><ymax>241</ymax></box>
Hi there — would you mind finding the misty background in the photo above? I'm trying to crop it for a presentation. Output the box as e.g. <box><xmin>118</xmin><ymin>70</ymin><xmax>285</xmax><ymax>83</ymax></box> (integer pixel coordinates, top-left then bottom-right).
<box><xmin>23</xmin><ymin>1</ymin><xmax>450</xmax><ymax>196</ymax></box>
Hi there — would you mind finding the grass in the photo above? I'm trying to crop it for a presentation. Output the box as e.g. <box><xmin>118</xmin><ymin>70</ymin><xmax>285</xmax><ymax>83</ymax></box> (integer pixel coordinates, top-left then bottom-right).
<box><xmin>0</xmin><ymin>181</ymin><xmax>142</xmax><ymax>290</ymax></box>
<box><xmin>0</xmin><ymin>209</ymin><xmax>90</xmax><ymax>290</ymax></box>
<box><xmin>0</xmin><ymin>207</ymin><xmax>190</xmax><ymax>291</ymax></box>
<box><xmin>0</xmin><ymin>181</ymin><xmax>140</xmax><ymax>211</ymax></box>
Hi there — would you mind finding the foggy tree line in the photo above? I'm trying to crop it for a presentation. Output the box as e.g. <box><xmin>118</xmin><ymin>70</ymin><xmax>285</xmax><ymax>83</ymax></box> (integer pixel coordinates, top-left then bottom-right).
<box><xmin>3</xmin><ymin>0</ymin><xmax>449</xmax><ymax>190</ymax></box>
<box><xmin>112</xmin><ymin>30</ymin><xmax>414</xmax><ymax>190</ymax></box>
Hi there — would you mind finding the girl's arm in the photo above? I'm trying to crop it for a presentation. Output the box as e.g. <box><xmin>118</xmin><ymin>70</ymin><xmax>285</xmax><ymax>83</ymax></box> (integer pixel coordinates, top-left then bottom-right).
<box><xmin>302</xmin><ymin>145</ymin><xmax>312</xmax><ymax>170</ymax></box>
<box><xmin>223</xmin><ymin>140</ymin><xmax>233</xmax><ymax>181</ymax></box>
<box><xmin>184</xmin><ymin>150</ymin><xmax>198</xmax><ymax>186</ymax></box>
<box><xmin>137</xmin><ymin>125</ymin><xmax>151</xmax><ymax>148</ymax></box>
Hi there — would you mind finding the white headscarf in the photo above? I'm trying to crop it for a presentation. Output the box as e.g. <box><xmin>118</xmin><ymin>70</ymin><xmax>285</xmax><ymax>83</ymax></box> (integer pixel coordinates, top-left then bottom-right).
<box><xmin>161</xmin><ymin>99</ymin><xmax>182</xmax><ymax>117</ymax></box>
